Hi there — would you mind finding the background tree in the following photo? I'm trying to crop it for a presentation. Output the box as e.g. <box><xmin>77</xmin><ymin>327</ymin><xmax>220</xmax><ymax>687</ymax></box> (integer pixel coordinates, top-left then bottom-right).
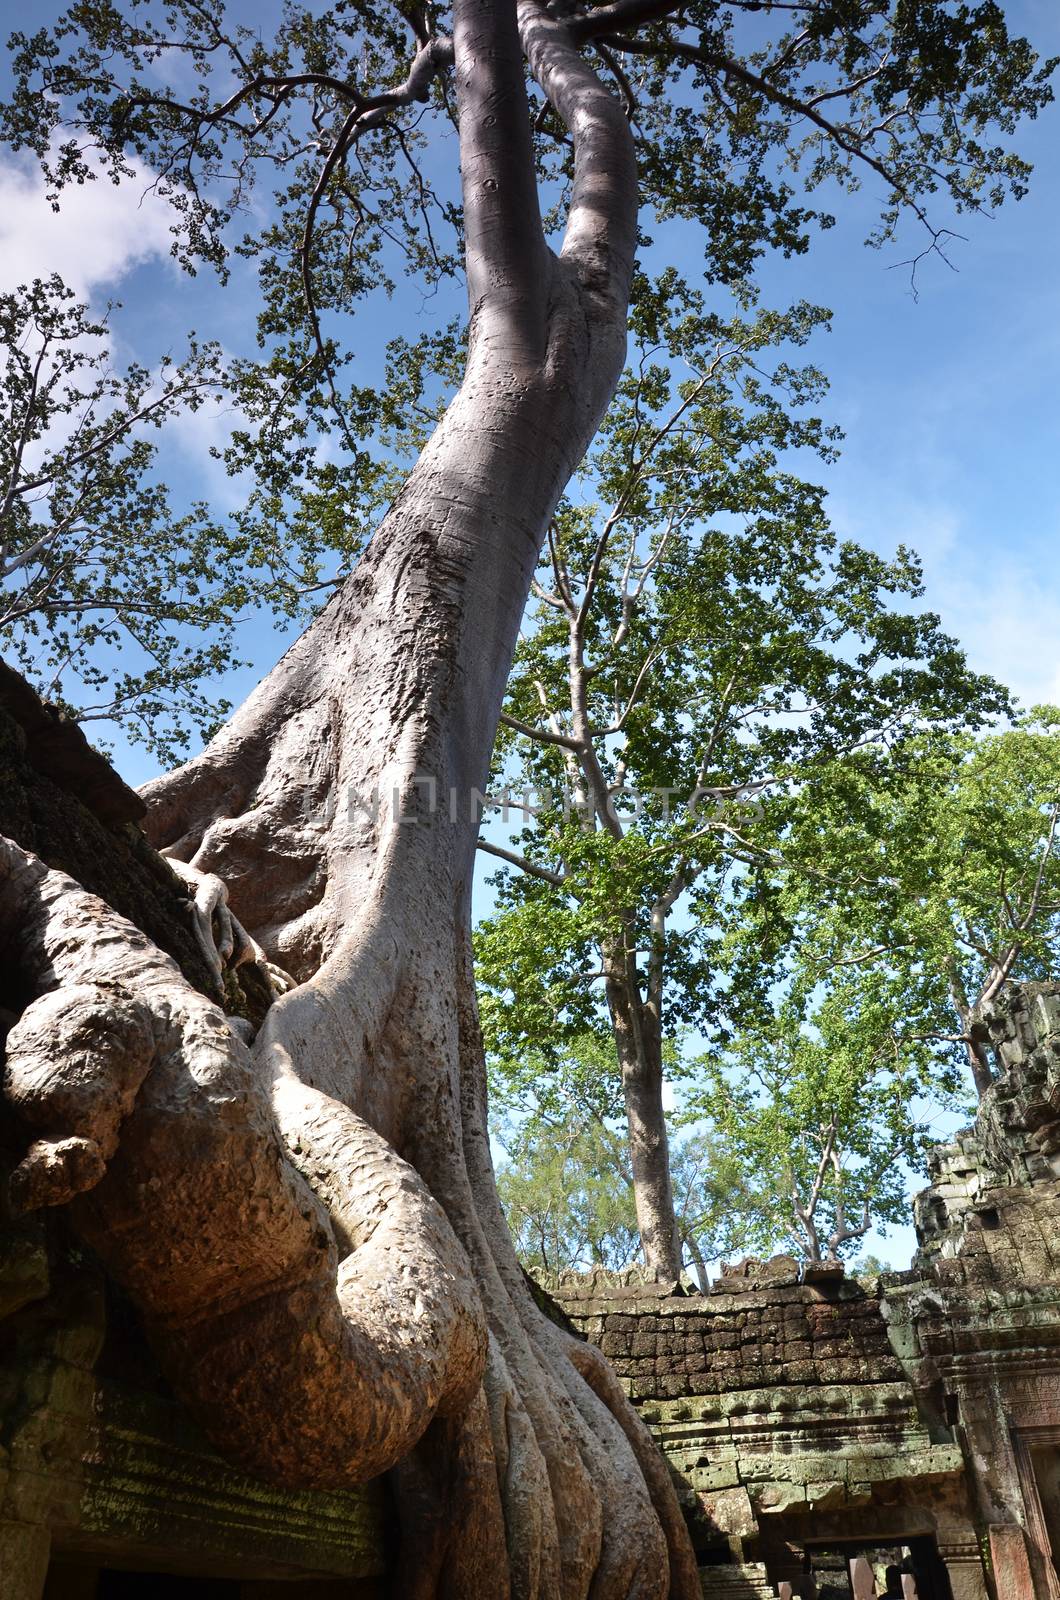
<box><xmin>498</xmin><ymin>1116</ymin><xmax>642</xmax><ymax>1276</ymax></box>
<box><xmin>0</xmin><ymin>275</ymin><xmax>229</xmax><ymax>759</ymax></box>
<box><xmin>767</xmin><ymin>713</ymin><xmax>1060</xmax><ymax>1099</ymax></box>
<box><xmin>474</xmin><ymin>289</ymin><xmax>1005</xmax><ymax>1276</ymax></box>
<box><xmin>687</xmin><ymin>714</ymin><xmax>1060</xmax><ymax>1259</ymax></box>
<box><xmin>689</xmin><ymin>964</ymin><xmax>969</xmax><ymax>1261</ymax></box>
<box><xmin>492</xmin><ymin>1036</ymin><xmax>770</xmax><ymax>1281</ymax></box>
<box><xmin>848</xmin><ymin>1252</ymin><xmax>894</xmax><ymax>1285</ymax></box>
<box><xmin>1</xmin><ymin>2</ymin><xmax>1053</xmax><ymax>1595</ymax></box>
<box><xmin>0</xmin><ymin>274</ymin><xmax>394</xmax><ymax>760</ymax></box>
<box><xmin>492</xmin><ymin>1034</ymin><xmax>641</xmax><ymax>1274</ymax></box>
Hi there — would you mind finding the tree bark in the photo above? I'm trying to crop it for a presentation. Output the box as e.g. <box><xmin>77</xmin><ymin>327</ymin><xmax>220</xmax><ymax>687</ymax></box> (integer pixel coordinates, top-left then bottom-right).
<box><xmin>603</xmin><ymin>946</ymin><xmax>683</xmax><ymax>1280</ymax></box>
<box><xmin>1</xmin><ymin>4</ymin><xmax>699</xmax><ymax>1596</ymax></box>
<box><xmin>948</xmin><ymin>966</ymin><xmax>994</xmax><ymax>1099</ymax></box>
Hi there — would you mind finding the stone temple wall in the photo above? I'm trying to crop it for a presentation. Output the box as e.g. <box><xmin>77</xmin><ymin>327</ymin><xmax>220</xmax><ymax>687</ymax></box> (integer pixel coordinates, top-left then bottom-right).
<box><xmin>546</xmin><ymin>1262</ymin><xmax>973</xmax><ymax>1599</ymax></box>
<box><xmin>0</xmin><ymin>1212</ymin><xmax>387</xmax><ymax>1598</ymax></box>
<box><xmin>544</xmin><ymin>983</ymin><xmax>1060</xmax><ymax>1600</ymax></box>
<box><xmin>561</xmin><ymin>1254</ymin><xmax>902</xmax><ymax>1401</ymax></box>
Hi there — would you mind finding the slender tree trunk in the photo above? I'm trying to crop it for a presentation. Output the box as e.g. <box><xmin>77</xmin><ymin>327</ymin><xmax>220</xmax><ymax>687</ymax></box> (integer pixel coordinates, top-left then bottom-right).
<box><xmin>1</xmin><ymin>4</ymin><xmax>699</xmax><ymax>1596</ymax></box>
<box><xmin>682</xmin><ymin>1231</ymin><xmax>710</xmax><ymax>1294</ymax></box>
<box><xmin>603</xmin><ymin>943</ymin><xmax>683</xmax><ymax>1280</ymax></box>
<box><xmin>948</xmin><ymin>965</ymin><xmax>994</xmax><ymax>1099</ymax></box>
<box><xmin>965</xmin><ymin>1030</ymin><xmax>996</xmax><ymax>1099</ymax></box>
<box><xmin>792</xmin><ymin>1190</ymin><xmax>823</xmax><ymax>1262</ymax></box>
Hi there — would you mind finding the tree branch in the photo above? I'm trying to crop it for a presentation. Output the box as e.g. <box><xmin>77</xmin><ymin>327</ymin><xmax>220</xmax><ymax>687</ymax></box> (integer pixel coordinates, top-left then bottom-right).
<box><xmin>456</xmin><ymin>0</ymin><xmax>550</xmax><ymax>362</ymax></box>
<box><xmin>567</xmin><ymin>1</ymin><xmax>683</xmax><ymax>40</ymax></box>
<box><xmin>517</xmin><ymin>1</ymin><xmax>637</xmax><ymax>320</ymax></box>
<box><xmin>592</xmin><ymin>26</ymin><xmax>952</xmax><ymax>252</ymax></box>
<box><xmin>499</xmin><ymin>711</ymin><xmax>583</xmax><ymax>750</ymax></box>
<box><xmin>477</xmin><ymin>838</ymin><xmax>568</xmax><ymax>887</ymax></box>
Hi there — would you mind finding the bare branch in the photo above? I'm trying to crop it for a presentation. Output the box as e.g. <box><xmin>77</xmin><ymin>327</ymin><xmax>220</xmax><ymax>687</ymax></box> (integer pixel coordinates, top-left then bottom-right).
<box><xmin>499</xmin><ymin>711</ymin><xmax>583</xmax><ymax>751</ymax></box>
<box><xmin>477</xmin><ymin>838</ymin><xmax>568</xmax><ymax>887</ymax></box>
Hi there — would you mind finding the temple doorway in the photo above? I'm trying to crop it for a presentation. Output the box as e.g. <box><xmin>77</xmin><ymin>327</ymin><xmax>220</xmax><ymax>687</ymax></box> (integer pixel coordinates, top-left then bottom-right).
<box><xmin>799</xmin><ymin>1535</ymin><xmax>953</xmax><ymax>1599</ymax></box>
<box><xmin>1030</xmin><ymin>1443</ymin><xmax>1060</xmax><ymax>1585</ymax></box>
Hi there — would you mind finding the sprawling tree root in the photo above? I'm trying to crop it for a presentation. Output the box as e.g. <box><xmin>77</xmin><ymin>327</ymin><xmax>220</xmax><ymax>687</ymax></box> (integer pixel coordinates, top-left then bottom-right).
<box><xmin>1</xmin><ymin>838</ymin><xmax>485</xmax><ymax>1483</ymax></box>
<box><xmin>1</xmin><ymin>821</ymin><xmax>697</xmax><ymax>1595</ymax></box>
<box><xmin>128</xmin><ymin>564</ymin><xmax>698</xmax><ymax>1593</ymax></box>
<box><xmin>128</xmin><ymin>490</ymin><xmax>699</xmax><ymax>1596</ymax></box>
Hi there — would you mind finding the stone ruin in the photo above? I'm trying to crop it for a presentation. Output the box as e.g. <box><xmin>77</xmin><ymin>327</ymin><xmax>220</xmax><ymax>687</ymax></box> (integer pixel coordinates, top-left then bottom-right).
<box><xmin>545</xmin><ymin>982</ymin><xmax>1060</xmax><ymax>1599</ymax></box>
<box><xmin>2</xmin><ymin>662</ymin><xmax>1060</xmax><ymax>1598</ymax></box>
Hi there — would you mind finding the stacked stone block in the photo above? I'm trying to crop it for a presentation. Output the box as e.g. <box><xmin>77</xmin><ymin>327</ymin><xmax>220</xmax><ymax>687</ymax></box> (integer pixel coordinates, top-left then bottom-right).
<box><xmin>914</xmin><ymin>983</ymin><xmax>1060</xmax><ymax>1285</ymax></box>
<box><xmin>552</xmin><ymin>1258</ymin><xmax>903</xmax><ymax>1404</ymax></box>
<box><xmin>545</xmin><ymin>1258</ymin><xmax>965</xmax><ymax>1571</ymax></box>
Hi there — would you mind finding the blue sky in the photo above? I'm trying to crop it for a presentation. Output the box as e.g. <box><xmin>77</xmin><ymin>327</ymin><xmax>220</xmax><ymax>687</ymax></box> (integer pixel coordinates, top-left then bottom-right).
<box><xmin>2</xmin><ymin>0</ymin><xmax>1058</xmax><ymax>1270</ymax></box>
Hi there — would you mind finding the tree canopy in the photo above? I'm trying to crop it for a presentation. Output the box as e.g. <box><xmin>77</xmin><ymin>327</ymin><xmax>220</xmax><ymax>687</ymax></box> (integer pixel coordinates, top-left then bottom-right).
<box><xmin>474</xmin><ymin>271</ymin><xmax>1007</xmax><ymax>1271</ymax></box>
<box><xmin>754</xmin><ymin>714</ymin><xmax>1060</xmax><ymax>1095</ymax></box>
<box><xmin>2</xmin><ymin>1</ymin><xmax>1052</xmax><ymax>749</ymax></box>
<box><xmin>4</xmin><ymin>1</ymin><xmax>1053</xmax><ymax>452</ymax></box>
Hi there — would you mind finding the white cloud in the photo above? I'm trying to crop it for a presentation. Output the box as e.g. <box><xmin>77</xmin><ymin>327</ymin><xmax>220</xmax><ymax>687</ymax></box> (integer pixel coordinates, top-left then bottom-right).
<box><xmin>928</xmin><ymin>558</ymin><xmax>1060</xmax><ymax>712</ymax></box>
<box><xmin>0</xmin><ymin>147</ymin><xmax>175</xmax><ymax>302</ymax></box>
<box><xmin>830</xmin><ymin>488</ymin><xmax>1060</xmax><ymax>712</ymax></box>
<box><xmin>0</xmin><ymin>145</ymin><xmax>252</xmax><ymax>498</ymax></box>
<box><xmin>160</xmin><ymin>389</ymin><xmax>253</xmax><ymax>513</ymax></box>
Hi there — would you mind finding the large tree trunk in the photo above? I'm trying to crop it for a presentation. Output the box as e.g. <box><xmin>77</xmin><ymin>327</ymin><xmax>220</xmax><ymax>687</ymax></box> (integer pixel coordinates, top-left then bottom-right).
<box><xmin>1</xmin><ymin>4</ymin><xmax>698</xmax><ymax>1596</ymax></box>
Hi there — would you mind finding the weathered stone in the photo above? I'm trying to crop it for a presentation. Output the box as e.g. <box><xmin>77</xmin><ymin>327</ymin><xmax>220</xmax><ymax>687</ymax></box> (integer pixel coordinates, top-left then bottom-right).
<box><xmin>754</xmin><ymin>1254</ymin><xmax>802</xmax><ymax>1288</ymax></box>
<box><xmin>752</xmin><ymin>1481</ymin><xmax>807</xmax><ymax>1514</ymax></box>
<box><xmin>0</xmin><ymin>1215</ymin><xmax>49</xmax><ymax>1323</ymax></box>
<box><xmin>988</xmin><ymin>1523</ymin><xmax>1037</xmax><ymax>1600</ymax></box>
<box><xmin>0</xmin><ymin>1520</ymin><xmax>50</xmax><ymax>1600</ymax></box>
<box><xmin>0</xmin><ymin>659</ymin><xmax>145</xmax><ymax>827</ymax></box>
<box><xmin>697</xmin><ymin>1486</ymin><xmax>756</xmax><ymax>1538</ymax></box>
<box><xmin>803</xmin><ymin>1259</ymin><xmax>845</xmax><ymax>1285</ymax></box>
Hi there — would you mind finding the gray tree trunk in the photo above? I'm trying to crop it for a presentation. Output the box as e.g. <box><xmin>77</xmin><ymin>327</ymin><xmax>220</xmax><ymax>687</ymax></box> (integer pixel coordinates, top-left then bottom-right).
<box><xmin>603</xmin><ymin>947</ymin><xmax>683</xmax><ymax>1280</ymax></box>
<box><xmin>0</xmin><ymin>4</ymin><xmax>699</xmax><ymax>1596</ymax></box>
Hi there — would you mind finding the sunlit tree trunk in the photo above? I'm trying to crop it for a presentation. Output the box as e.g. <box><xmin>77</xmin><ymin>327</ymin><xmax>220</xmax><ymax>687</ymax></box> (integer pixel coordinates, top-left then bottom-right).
<box><xmin>603</xmin><ymin>944</ymin><xmax>683</xmax><ymax>1279</ymax></box>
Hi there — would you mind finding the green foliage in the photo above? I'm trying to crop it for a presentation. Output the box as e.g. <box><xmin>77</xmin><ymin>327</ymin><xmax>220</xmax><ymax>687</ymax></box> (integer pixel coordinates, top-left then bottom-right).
<box><xmin>687</xmin><ymin>966</ymin><xmax>970</xmax><ymax>1260</ymax></box>
<box><xmin>2</xmin><ymin>1</ymin><xmax>1052</xmax><ymax>448</ymax></box>
<box><xmin>0</xmin><ymin>275</ymin><xmax>236</xmax><ymax>758</ymax></box>
<box><xmin>848</xmin><ymin>1252</ymin><xmax>894</xmax><ymax>1286</ymax></box>
<box><xmin>0</xmin><ymin>275</ymin><xmax>412</xmax><ymax>759</ymax></box>
<box><xmin>1</xmin><ymin>2</ymin><xmax>1051</xmax><ymax>755</ymax></box>
<box><xmin>690</xmin><ymin>714</ymin><xmax>1060</xmax><ymax>1256</ymax></box>
<box><xmin>492</xmin><ymin>1036</ymin><xmax>772</xmax><ymax>1277</ymax></box>
<box><xmin>476</xmin><ymin>278</ymin><xmax>1019</xmax><ymax>1265</ymax></box>
<box><xmin>475</xmin><ymin>279</ymin><xmax>1006</xmax><ymax>1082</ymax></box>
<box><xmin>669</xmin><ymin>1131</ymin><xmax>779</xmax><ymax>1284</ymax></box>
<box><xmin>497</xmin><ymin>1114</ymin><xmax>641</xmax><ymax>1275</ymax></box>
<box><xmin>755</xmin><ymin>713</ymin><xmax>1060</xmax><ymax>1065</ymax></box>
